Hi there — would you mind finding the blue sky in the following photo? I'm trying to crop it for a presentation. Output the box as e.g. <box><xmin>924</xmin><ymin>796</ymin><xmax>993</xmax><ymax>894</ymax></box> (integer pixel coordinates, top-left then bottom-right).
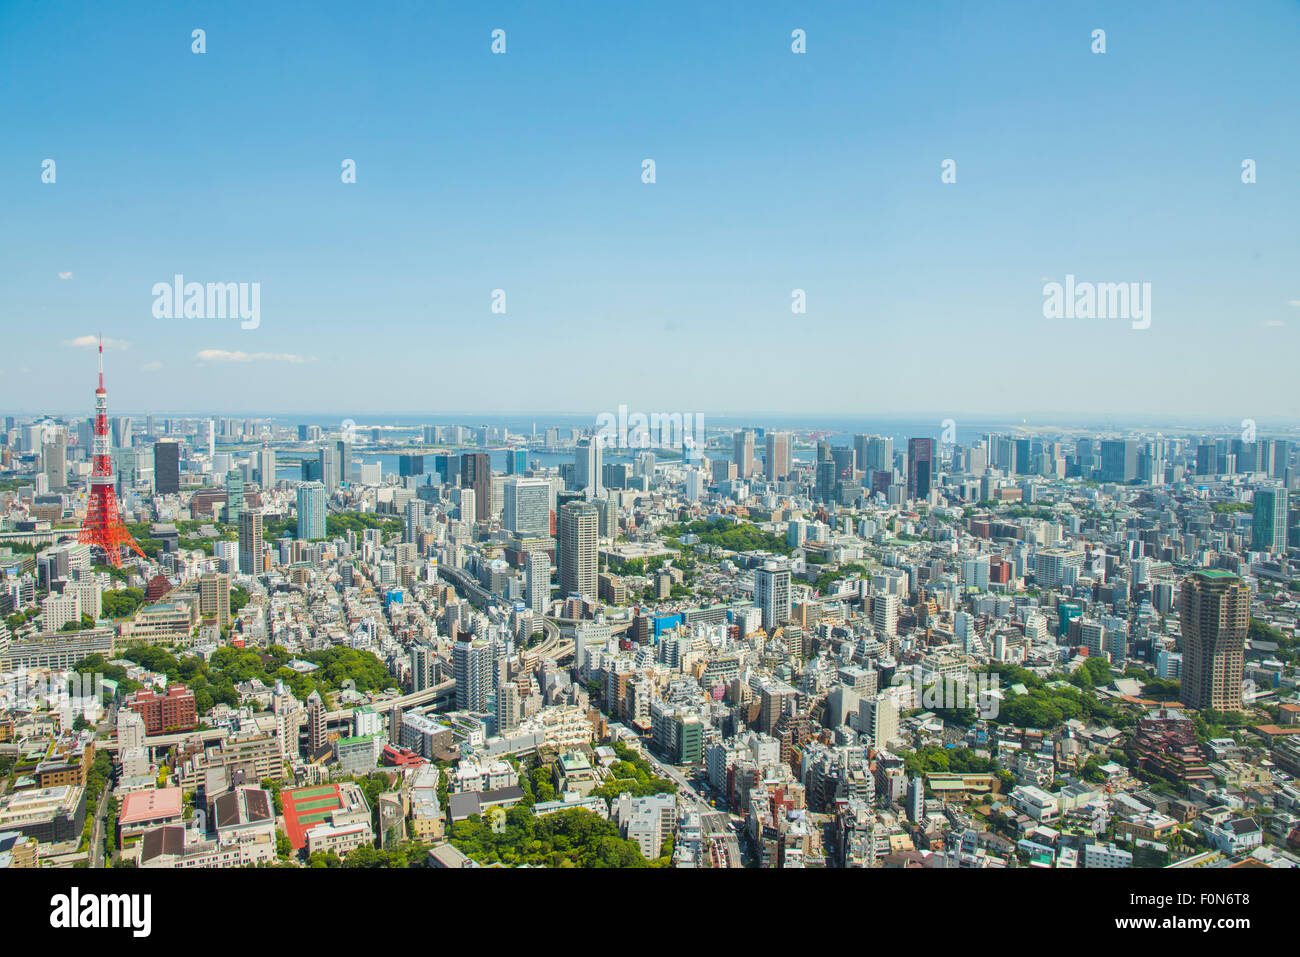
<box><xmin>2</xmin><ymin>0</ymin><xmax>1298</xmax><ymax>421</ymax></box>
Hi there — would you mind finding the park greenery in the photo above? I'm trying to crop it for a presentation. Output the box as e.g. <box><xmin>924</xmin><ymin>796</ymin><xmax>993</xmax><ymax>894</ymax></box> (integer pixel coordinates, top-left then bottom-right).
<box><xmin>450</xmin><ymin>806</ymin><xmax>666</xmax><ymax>868</ymax></box>
<box><xmin>662</xmin><ymin>520</ymin><xmax>790</xmax><ymax>556</ymax></box>
<box><xmin>262</xmin><ymin>511</ymin><xmax>401</xmax><ymax>544</ymax></box>
<box><xmin>101</xmin><ymin>588</ymin><xmax>146</xmax><ymax>619</ymax></box>
<box><xmin>73</xmin><ymin>643</ymin><xmax>391</xmax><ymax>714</ymax></box>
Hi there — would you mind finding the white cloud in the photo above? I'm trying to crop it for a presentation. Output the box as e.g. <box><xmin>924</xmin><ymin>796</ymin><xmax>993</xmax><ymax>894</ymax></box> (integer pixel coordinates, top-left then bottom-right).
<box><xmin>1263</xmin><ymin>320</ymin><xmax>1286</xmax><ymax>328</ymax></box>
<box><xmin>1287</xmin><ymin>300</ymin><xmax>1300</xmax><ymax>307</ymax></box>
<box><xmin>58</xmin><ymin>272</ymin><xmax>73</xmax><ymax>280</ymax></box>
<box><xmin>142</xmin><ymin>361</ymin><xmax>163</xmax><ymax>372</ymax></box>
<box><xmin>196</xmin><ymin>349</ymin><xmax>316</xmax><ymax>364</ymax></box>
<box><xmin>65</xmin><ymin>335</ymin><xmax>128</xmax><ymax>350</ymax></box>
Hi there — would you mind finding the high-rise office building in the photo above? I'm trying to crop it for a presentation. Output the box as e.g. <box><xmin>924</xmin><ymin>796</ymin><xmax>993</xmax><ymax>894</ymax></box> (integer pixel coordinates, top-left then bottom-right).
<box><xmin>258</xmin><ymin>443</ymin><xmax>276</xmax><ymax>489</ymax></box>
<box><xmin>460</xmin><ymin>452</ymin><xmax>491</xmax><ymax>522</ymax></box>
<box><xmin>863</xmin><ymin>436</ymin><xmax>893</xmax><ymax>474</ymax></box>
<box><xmin>335</xmin><ymin>439</ymin><xmax>352</xmax><ymax>485</ymax></box>
<box><xmin>574</xmin><ymin>438</ymin><xmax>603</xmax><ymax>498</ymax></box>
<box><xmin>42</xmin><ymin>428</ymin><xmax>67</xmax><ymax>489</ymax></box>
<box><xmin>319</xmin><ymin>444</ymin><xmax>338</xmax><ymax>494</ymax></box>
<box><xmin>525</xmin><ymin>551</ymin><xmax>551</xmax><ymax>615</ymax></box>
<box><xmin>1012</xmin><ymin>438</ymin><xmax>1032</xmax><ymax>475</ymax></box>
<box><xmin>239</xmin><ymin>509</ymin><xmax>264</xmax><ymax>575</ymax></box>
<box><xmin>296</xmin><ymin>481</ymin><xmax>327</xmax><ymax>540</ymax></box>
<box><xmin>398</xmin><ymin>454</ymin><xmax>424</xmax><ymax>477</ymax></box>
<box><xmin>1099</xmin><ymin>439</ymin><xmax>1138</xmax><ymax>483</ymax></box>
<box><xmin>225</xmin><ymin>468</ymin><xmax>245</xmax><ymax>523</ymax></box>
<box><xmin>503</xmin><ymin>477</ymin><xmax>551</xmax><ymax>539</ymax></box>
<box><xmin>506</xmin><ymin>448</ymin><xmax>527</xmax><ymax>475</ymax></box>
<box><xmin>733</xmin><ymin>430</ymin><xmax>755</xmax><ymax>479</ymax></box>
<box><xmin>754</xmin><ymin>562</ymin><xmax>791</xmax><ymax>631</ymax></box>
<box><xmin>454</xmin><ymin>488</ymin><xmax>476</xmax><ymax>525</ymax></box>
<box><xmin>1270</xmin><ymin>439</ymin><xmax>1290</xmax><ymax>479</ymax></box>
<box><xmin>906</xmin><ymin>438</ymin><xmax>933</xmax><ymax>501</ymax></box>
<box><xmin>1252</xmin><ymin>487</ymin><xmax>1288</xmax><ymax>552</ymax></box>
<box><xmin>815</xmin><ymin>460</ymin><xmax>837</xmax><ymax>503</ymax></box>
<box><xmin>433</xmin><ymin>453</ymin><xmax>456</xmax><ymax>486</ymax></box>
<box><xmin>765</xmin><ymin>431</ymin><xmax>792</xmax><ymax>482</ymax></box>
<box><xmin>154</xmin><ymin>439</ymin><xmax>180</xmax><ymax>494</ymax></box>
<box><xmin>1178</xmin><ymin>571</ymin><xmax>1248</xmax><ymax>712</ymax></box>
<box><xmin>558</xmin><ymin>501</ymin><xmax>598</xmax><ymax>600</ymax></box>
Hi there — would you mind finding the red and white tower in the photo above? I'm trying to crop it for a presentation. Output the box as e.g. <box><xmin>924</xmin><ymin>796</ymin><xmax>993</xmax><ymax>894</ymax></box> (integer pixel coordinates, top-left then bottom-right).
<box><xmin>78</xmin><ymin>335</ymin><xmax>146</xmax><ymax>566</ymax></box>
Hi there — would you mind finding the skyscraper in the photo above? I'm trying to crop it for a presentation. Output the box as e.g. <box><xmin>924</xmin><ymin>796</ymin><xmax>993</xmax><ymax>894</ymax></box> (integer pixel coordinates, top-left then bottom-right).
<box><xmin>154</xmin><ymin>439</ymin><xmax>180</xmax><ymax>494</ymax></box>
<box><xmin>558</xmin><ymin>501</ymin><xmax>598</xmax><ymax>600</ymax></box>
<box><xmin>433</xmin><ymin>453</ymin><xmax>457</xmax><ymax>486</ymax></box>
<box><xmin>574</xmin><ymin>438</ymin><xmax>603</xmax><ymax>498</ymax></box>
<box><xmin>1270</xmin><ymin>439</ymin><xmax>1290</xmax><ymax>479</ymax></box>
<box><xmin>297</xmin><ymin>481</ymin><xmax>327</xmax><ymax>540</ymax></box>
<box><xmin>1099</xmin><ymin>439</ymin><xmax>1138</xmax><ymax>483</ymax></box>
<box><xmin>258</xmin><ymin>442</ymin><xmax>277</xmax><ymax>489</ymax></box>
<box><xmin>319</xmin><ymin>444</ymin><xmax>338</xmax><ymax>494</ymax></box>
<box><xmin>906</xmin><ymin>438</ymin><xmax>934</xmax><ymax>501</ymax></box>
<box><xmin>335</xmin><ymin>438</ymin><xmax>352</xmax><ymax>485</ymax></box>
<box><xmin>507</xmin><ymin>448</ymin><xmax>527</xmax><ymax>475</ymax></box>
<box><xmin>398</xmin><ymin>454</ymin><xmax>424</xmax><ymax>477</ymax></box>
<box><xmin>1178</xmin><ymin>571</ymin><xmax>1248</xmax><ymax>712</ymax></box>
<box><xmin>239</xmin><ymin>509</ymin><xmax>264</xmax><ymax>575</ymax></box>
<box><xmin>754</xmin><ymin>562</ymin><xmax>791</xmax><ymax>631</ymax></box>
<box><xmin>525</xmin><ymin>551</ymin><xmax>551</xmax><ymax>615</ymax></box>
<box><xmin>404</xmin><ymin>499</ymin><xmax>426</xmax><ymax>544</ymax></box>
<box><xmin>42</xmin><ymin>427</ymin><xmax>67</xmax><ymax>489</ymax></box>
<box><xmin>225</xmin><ymin>468</ymin><xmax>245</xmax><ymax>523</ymax></box>
<box><xmin>460</xmin><ymin>452</ymin><xmax>491</xmax><ymax>522</ymax></box>
<box><xmin>765</xmin><ymin>431</ymin><xmax>792</xmax><ymax>482</ymax></box>
<box><xmin>815</xmin><ymin>460</ymin><xmax>836</xmax><ymax>503</ymax></box>
<box><xmin>306</xmin><ymin>690</ymin><xmax>327</xmax><ymax>758</ymax></box>
<box><xmin>864</xmin><ymin>436</ymin><xmax>893</xmax><ymax>474</ymax></box>
<box><xmin>1251</xmin><ymin>486</ymin><xmax>1288</xmax><ymax>553</ymax></box>
<box><xmin>503</xmin><ymin>477</ymin><xmax>551</xmax><ymax>539</ymax></box>
<box><xmin>453</xmin><ymin>637</ymin><xmax>493</xmax><ymax>712</ymax></box>
<box><xmin>733</xmin><ymin>430</ymin><xmax>755</xmax><ymax>479</ymax></box>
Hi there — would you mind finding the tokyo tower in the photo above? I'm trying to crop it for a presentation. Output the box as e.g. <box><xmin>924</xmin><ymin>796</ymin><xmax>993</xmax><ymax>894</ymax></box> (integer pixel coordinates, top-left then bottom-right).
<box><xmin>78</xmin><ymin>335</ymin><xmax>146</xmax><ymax>566</ymax></box>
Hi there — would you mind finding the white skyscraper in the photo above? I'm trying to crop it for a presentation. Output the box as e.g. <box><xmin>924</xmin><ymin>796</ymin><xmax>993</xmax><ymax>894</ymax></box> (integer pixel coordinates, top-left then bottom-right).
<box><xmin>753</xmin><ymin>562</ymin><xmax>791</xmax><ymax>631</ymax></box>
<box><xmin>503</xmin><ymin>477</ymin><xmax>551</xmax><ymax>538</ymax></box>
<box><xmin>525</xmin><ymin>551</ymin><xmax>551</xmax><ymax>615</ymax></box>
<box><xmin>575</xmin><ymin>437</ymin><xmax>603</xmax><ymax>498</ymax></box>
<box><xmin>872</xmin><ymin>592</ymin><xmax>899</xmax><ymax>638</ymax></box>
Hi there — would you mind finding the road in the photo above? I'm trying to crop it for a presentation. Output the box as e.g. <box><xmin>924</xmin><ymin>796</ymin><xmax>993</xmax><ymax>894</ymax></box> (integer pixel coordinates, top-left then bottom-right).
<box><xmin>89</xmin><ymin>785</ymin><xmax>110</xmax><ymax>867</ymax></box>
<box><xmin>636</xmin><ymin>743</ymin><xmax>747</xmax><ymax>867</ymax></box>
<box><xmin>637</xmin><ymin>743</ymin><xmax>712</xmax><ymax>815</ymax></box>
<box><xmin>438</xmin><ymin>563</ymin><xmax>574</xmax><ymax>662</ymax></box>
